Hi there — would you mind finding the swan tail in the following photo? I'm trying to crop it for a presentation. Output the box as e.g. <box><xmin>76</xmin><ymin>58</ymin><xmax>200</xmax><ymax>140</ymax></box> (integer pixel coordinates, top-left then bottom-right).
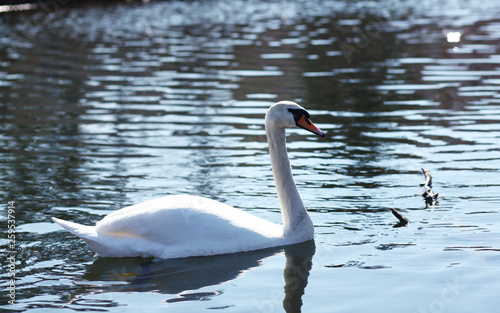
<box><xmin>53</xmin><ymin>217</ymin><xmax>117</xmax><ymax>256</ymax></box>
<box><xmin>52</xmin><ymin>217</ymin><xmax>153</xmax><ymax>257</ymax></box>
<box><xmin>52</xmin><ymin>217</ymin><xmax>97</xmax><ymax>239</ymax></box>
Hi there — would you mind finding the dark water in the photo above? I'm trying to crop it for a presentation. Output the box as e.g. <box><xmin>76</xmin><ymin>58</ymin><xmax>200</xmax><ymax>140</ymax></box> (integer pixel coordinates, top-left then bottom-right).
<box><xmin>1</xmin><ymin>0</ymin><xmax>500</xmax><ymax>311</ymax></box>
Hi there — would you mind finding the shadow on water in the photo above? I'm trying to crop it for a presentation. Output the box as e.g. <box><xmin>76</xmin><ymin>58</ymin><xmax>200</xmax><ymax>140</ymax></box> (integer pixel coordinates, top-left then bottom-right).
<box><xmin>80</xmin><ymin>240</ymin><xmax>315</xmax><ymax>312</ymax></box>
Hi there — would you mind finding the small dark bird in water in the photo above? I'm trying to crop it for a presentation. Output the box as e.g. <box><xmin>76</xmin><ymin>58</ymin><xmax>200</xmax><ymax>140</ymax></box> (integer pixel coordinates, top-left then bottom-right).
<box><xmin>420</xmin><ymin>168</ymin><xmax>439</xmax><ymax>207</ymax></box>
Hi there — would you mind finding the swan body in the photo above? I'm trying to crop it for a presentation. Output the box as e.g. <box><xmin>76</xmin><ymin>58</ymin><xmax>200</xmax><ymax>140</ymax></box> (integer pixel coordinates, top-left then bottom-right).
<box><xmin>53</xmin><ymin>101</ymin><xmax>325</xmax><ymax>259</ymax></box>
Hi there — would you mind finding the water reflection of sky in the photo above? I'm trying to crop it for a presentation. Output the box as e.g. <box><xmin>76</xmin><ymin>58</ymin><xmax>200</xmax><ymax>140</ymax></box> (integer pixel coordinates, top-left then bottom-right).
<box><xmin>1</xmin><ymin>0</ymin><xmax>500</xmax><ymax>312</ymax></box>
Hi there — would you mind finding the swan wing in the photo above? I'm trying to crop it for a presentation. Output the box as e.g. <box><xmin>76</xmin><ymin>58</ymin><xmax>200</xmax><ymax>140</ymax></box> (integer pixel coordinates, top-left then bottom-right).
<box><xmin>55</xmin><ymin>195</ymin><xmax>284</xmax><ymax>258</ymax></box>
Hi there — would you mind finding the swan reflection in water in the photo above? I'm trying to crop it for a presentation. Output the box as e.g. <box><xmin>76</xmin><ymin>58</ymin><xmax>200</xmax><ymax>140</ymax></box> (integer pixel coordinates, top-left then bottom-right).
<box><xmin>80</xmin><ymin>240</ymin><xmax>315</xmax><ymax>312</ymax></box>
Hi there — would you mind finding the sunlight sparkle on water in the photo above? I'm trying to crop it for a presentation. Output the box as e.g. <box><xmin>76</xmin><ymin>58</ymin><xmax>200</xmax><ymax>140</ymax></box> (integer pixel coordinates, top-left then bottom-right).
<box><xmin>447</xmin><ymin>31</ymin><xmax>462</xmax><ymax>43</ymax></box>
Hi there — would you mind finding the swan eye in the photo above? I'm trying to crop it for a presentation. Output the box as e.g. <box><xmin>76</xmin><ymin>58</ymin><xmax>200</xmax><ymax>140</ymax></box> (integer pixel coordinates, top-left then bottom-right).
<box><xmin>287</xmin><ymin>108</ymin><xmax>310</xmax><ymax>124</ymax></box>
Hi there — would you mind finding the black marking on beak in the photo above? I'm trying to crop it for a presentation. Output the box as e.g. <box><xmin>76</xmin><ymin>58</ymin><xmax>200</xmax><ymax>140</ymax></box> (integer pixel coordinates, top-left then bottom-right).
<box><xmin>288</xmin><ymin>108</ymin><xmax>325</xmax><ymax>137</ymax></box>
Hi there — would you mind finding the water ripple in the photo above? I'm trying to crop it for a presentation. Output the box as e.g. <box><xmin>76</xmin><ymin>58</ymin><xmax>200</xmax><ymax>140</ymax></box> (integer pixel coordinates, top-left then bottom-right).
<box><xmin>1</xmin><ymin>0</ymin><xmax>500</xmax><ymax>312</ymax></box>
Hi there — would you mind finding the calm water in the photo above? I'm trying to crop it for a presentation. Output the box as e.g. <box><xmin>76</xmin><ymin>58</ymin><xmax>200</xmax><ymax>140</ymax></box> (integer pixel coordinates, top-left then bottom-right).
<box><xmin>1</xmin><ymin>0</ymin><xmax>500</xmax><ymax>311</ymax></box>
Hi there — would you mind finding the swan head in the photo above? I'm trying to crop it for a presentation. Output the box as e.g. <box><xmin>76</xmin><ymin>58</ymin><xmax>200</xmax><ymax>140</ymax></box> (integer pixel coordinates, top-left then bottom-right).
<box><xmin>266</xmin><ymin>101</ymin><xmax>325</xmax><ymax>137</ymax></box>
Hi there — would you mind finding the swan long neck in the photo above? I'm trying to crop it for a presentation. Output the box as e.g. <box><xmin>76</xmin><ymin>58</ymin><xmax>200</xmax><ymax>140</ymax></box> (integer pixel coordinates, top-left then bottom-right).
<box><xmin>266</xmin><ymin>124</ymin><xmax>313</xmax><ymax>237</ymax></box>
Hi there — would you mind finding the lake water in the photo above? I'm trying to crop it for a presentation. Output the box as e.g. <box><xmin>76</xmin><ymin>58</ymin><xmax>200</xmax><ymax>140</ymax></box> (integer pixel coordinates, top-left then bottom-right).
<box><xmin>1</xmin><ymin>0</ymin><xmax>500</xmax><ymax>312</ymax></box>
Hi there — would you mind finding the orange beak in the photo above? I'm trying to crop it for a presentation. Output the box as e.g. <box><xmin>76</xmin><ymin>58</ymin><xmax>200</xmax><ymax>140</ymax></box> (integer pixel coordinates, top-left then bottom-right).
<box><xmin>297</xmin><ymin>115</ymin><xmax>325</xmax><ymax>137</ymax></box>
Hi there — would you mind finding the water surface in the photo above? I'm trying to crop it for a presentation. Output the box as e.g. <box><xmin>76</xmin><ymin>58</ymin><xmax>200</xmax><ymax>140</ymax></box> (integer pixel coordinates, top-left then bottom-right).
<box><xmin>1</xmin><ymin>0</ymin><xmax>500</xmax><ymax>312</ymax></box>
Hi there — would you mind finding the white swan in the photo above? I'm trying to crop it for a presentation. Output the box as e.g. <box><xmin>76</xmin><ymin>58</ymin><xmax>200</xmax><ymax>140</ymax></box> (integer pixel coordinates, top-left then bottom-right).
<box><xmin>52</xmin><ymin>101</ymin><xmax>325</xmax><ymax>259</ymax></box>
